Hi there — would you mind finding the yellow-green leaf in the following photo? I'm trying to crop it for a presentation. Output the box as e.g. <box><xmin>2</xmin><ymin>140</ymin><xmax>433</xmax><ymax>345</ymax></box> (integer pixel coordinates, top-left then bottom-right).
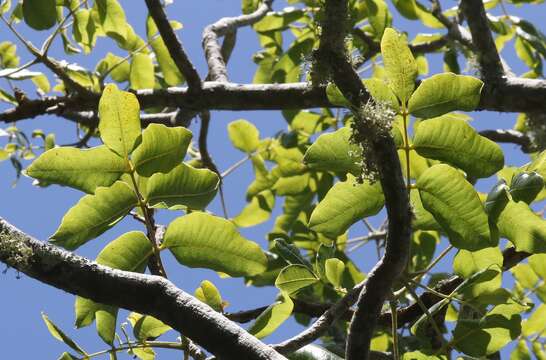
<box><xmin>163</xmin><ymin>212</ymin><xmax>268</xmax><ymax>277</ymax></box>
<box><xmin>132</xmin><ymin>124</ymin><xmax>192</xmax><ymax>177</ymax></box>
<box><xmin>98</xmin><ymin>84</ymin><xmax>141</xmax><ymax>159</ymax></box>
<box><xmin>194</xmin><ymin>280</ymin><xmax>223</xmax><ymax>312</ymax></box>
<box><xmin>408</xmin><ymin>73</ymin><xmax>484</xmax><ymax>119</ymax></box>
<box><xmin>130</xmin><ymin>53</ymin><xmax>155</xmax><ymax>90</ymax></box>
<box><xmin>325</xmin><ymin>258</ymin><xmax>345</xmax><ymax>288</ymax></box>
<box><xmin>381</xmin><ymin>28</ymin><xmax>417</xmax><ymax>105</ymax></box>
<box><xmin>248</xmin><ymin>292</ymin><xmax>293</xmax><ymax>339</ymax></box>
<box><xmin>309</xmin><ymin>174</ymin><xmax>384</xmax><ymax>238</ymax></box>
<box><xmin>26</xmin><ymin>146</ymin><xmax>128</xmax><ymax>194</ymax></box>
<box><xmin>128</xmin><ymin>313</ymin><xmax>171</xmax><ymax>341</ymax></box>
<box><xmin>413</xmin><ymin>117</ymin><xmax>504</xmax><ymax>178</ymax></box>
<box><xmin>51</xmin><ymin>181</ymin><xmax>138</xmax><ymax>250</ymax></box>
<box><xmin>145</xmin><ymin>163</ymin><xmax>219</xmax><ymax>210</ymax></box>
<box><xmin>417</xmin><ymin>164</ymin><xmax>493</xmax><ymax>250</ymax></box>
<box><xmin>275</xmin><ymin>264</ymin><xmax>318</xmax><ymax>295</ymax></box>
<box><xmin>303</xmin><ymin>127</ymin><xmax>360</xmax><ymax>175</ymax></box>
<box><xmin>227</xmin><ymin>119</ymin><xmax>260</xmax><ymax>153</ymax></box>
<box><xmin>497</xmin><ymin>200</ymin><xmax>546</xmax><ymax>253</ymax></box>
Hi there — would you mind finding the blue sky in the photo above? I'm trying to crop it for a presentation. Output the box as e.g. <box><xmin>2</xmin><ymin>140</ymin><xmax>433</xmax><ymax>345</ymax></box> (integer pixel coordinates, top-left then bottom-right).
<box><xmin>0</xmin><ymin>0</ymin><xmax>544</xmax><ymax>358</ymax></box>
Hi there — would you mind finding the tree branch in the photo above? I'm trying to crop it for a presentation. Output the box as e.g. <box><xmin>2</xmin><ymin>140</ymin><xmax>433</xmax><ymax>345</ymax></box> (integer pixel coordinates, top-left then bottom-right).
<box><xmin>202</xmin><ymin>0</ymin><xmax>273</xmax><ymax>82</ymax></box>
<box><xmin>0</xmin><ymin>218</ymin><xmax>286</xmax><ymax>360</ymax></box>
<box><xmin>460</xmin><ymin>0</ymin><xmax>505</xmax><ymax>80</ymax></box>
<box><xmin>144</xmin><ymin>0</ymin><xmax>202</xmax><ymax>91</ymax></box>
<box><xmin>479</xmin><ymin>129</ymin><xmax>534</xmax><ymax>153</ymax></box>
<box><xmin>2</xmin><ymin>79</ymin><xmax>546</xmax><ymax>124</ymax></box>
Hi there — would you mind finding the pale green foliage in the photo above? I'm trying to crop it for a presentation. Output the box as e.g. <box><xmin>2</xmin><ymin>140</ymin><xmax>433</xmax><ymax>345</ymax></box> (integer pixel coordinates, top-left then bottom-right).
<box><xmin>5</xmin><ymin>1</ymin><xmax>546</xmax><ymax>358</ymax></box>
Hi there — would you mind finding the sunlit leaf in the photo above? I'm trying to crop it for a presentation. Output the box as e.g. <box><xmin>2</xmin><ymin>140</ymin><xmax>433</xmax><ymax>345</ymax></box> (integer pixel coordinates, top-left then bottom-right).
<box><xmin>381</xmin><ymin>28</ymin><xmax>417</xmax><ymax>104</ymax></box>
<box><xmin>408</xmin><ymin>73</ymin><xmax>484</xmax><ymax>118</ymax></box>
<box><xmin>51</xmin><ymin>181</ymin><xmax>138</xmax><ymax>250</ymax></box>
<box><xmin>303</xmin><ymin>127</ymin><xmax>360</xmax><ymax>175</ymax></box>
<box><xmin>26</xmin><ymin>146</ymin><xmax>128</xmax><ymax>194</ymax></box>
<box><xmin>417</xmin><ymin>164</ymin><xmax>493</xmax><ymax>250</ymax></box>
<box><xmin>275</xmin><ymin>264</ymin><xmax>318</xmax><ymax>295</ymax></box>
<box><xmin>248</xmin><ymin>292</ymin><xmax>293</xmax><ymax>339</ymax></box>
<box><xmin>163</xmin><ymin>212</ymin><xmax>268</xmax><ymax>277</ymax></box>
<box><xmin>132</xmin><ymin>124</ymin><xmax>192</xmax><ymax>177</ymax></box>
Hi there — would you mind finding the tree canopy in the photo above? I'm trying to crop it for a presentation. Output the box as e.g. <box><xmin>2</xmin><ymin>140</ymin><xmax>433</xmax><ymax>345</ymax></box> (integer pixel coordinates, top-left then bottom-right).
<box><xmin>0</xmin><ymin>0</ymin><xmax>545</xmax><ymax>359</ymax></box>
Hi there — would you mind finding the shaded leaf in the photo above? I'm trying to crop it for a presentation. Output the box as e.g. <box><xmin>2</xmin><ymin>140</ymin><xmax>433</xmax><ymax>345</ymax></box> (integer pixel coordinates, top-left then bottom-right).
<box><xmin>23</xmin><ymin>0</ymin><xmax>56</xmax><ymax>30</ymax></box>
<box><xmin>309</xmin><ymin>174</ymin><xmax>384</xmax><ymax>238</ymax></box>
<box><xmin>248</xmin><ymin>292</ymin><xmax>293</xmax><ymax>339</ymax></box>
<box><xmin>145</xmin><ymin>163</ymin><xmax>219</xmax><ymax>210</ymax></box>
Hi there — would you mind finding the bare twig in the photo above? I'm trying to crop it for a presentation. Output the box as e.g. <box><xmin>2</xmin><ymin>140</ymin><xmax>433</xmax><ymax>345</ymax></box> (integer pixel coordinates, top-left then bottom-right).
<box><xmin>202</xmin><ymin>0</ymin><xmax>273</xmax><ymax>82</ymax></box>
<box><xmin>144</xmin><ymin>0</ymin><xmax>202</xmax><ymax>91</ymax></box>
<box><xmin>479</xmin><ymin>129</ymin><xmax>534</xmax><ymax>152</ymax></box>
<box><xmin>199</xmin><ymin>111</ymin><xmax>228</xmax><ymax>218</ymax></box>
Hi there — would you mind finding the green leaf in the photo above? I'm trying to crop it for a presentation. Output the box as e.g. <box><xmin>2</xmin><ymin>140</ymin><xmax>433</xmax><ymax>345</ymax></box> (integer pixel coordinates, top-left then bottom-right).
<box><xmin>146</xmin><ymin>16</ymin><xmax>183</xmax><ymax>86</ymax></box>
<box><xmin>510</xmin><ymin>171</ymin><xmax>544</xmax><ymax>204</ymax></box>
<box><xmin>194</xmin><ymin>280</ymin><xmax>223</xmax><ymax>312</ymax></box>
<box><xmin>309</xmin><ymin>174</ymin><xmax>384</xmax><ymax>238</ymax></box>
<box><xmin>417</xmin><ymin>164</ymin><xmax>493</xmax><ymax>250</ymax></box>
<box><xmin>408</xmin><ymin>73</ymin><xmax>484</xmax><ymax>118</ymax></box>
<box><xmin>522</xmin><ymin>304</ymin><xmax>546</xmax><ymax>337</ymax></box>
<box><xmin>57</xmin><ymin>352</ymin><xmax>80</xmax><ymax>360</ymax></box>
<box><xmin>94</xmin><ymin>0</ymin><xmax>127</xmax><ymax>41</ymax></box>
<box><xmin>363</xmin><ymin>78</ymin><xmax>400</xmax><ymax>111</ymax></box>
<box><xmin>129</xmin><ymin>53</ymin><xmax>154</xmax><ymax>90</ymax></box>
<box><xmin>453</xmin><ymin>302</ymin><xmax>524</xmax><ymax>357</ymax></box>
<box><xmin>274</xmin><ymin>238</ymin><xmax>313</xmax><ymax>269</ymax></box>
<box><xmin>253</xmin><ymin>8</ymin><xmax>304</xmax><ymax>33</ymax></box>
<box><xmin>366</xmin><ymin>0</ymin><xmax>391</xmax><ymax>37</ymax></box>
<box><xmin>26</xmin><ymin>146</ymin><xmax>128</xmax><ymax>194</ymax></box>
<box><xmin>410</xmin><ymin>188</ymin><xmax>442</xmax><ymax>231</ymax></box>
<box><xmin>453</xmin><ymin>247</ymin><xmax>503</xmax><ymax>300</ymax></box>
<box><xmin>511</xmin><ymin>340</ymin><xmax>531</xmax><ymax>360</ymax></box>
<box><xmin>303</xmin><ymin>127</ymin><xmax>360</xmax><ymax>175</ymax></box>
<box><xmin>497</xmin><ymin>200</ymin><xmax>546</xmax><ymax>253</ymax></box>
<box><xmin>380</xmin><ymin>28</ymin><xmax>417</xmax><ymax>105</ymax></box>
<box><xmin>145</xmin><ymin>163</ymin><xmax>219</xmax><ymax>210</ymax></box>
<box><xmin>233</xmin><ymin>190</ymin><xmax>275</xmax><ymax>227</ymax></box>
<box><xmin>42</xmin><ymin>313</ymin><xmax>86</xmax><ymax>355</ymax></box>
<box><xmin>288</xmin><ymin>344</ymin><xmax>343</xmax><ymax>360</ymax></box>
<box><xmin>73</xmin><ymin>9</ymin><xmax>97</xmax><ymax>54</ymax></box>
<box><xmin>98</xmin><ymin>84</ymin><xmax>141</xmax><ymax>159</ymax></box>
<box><xmin>51</xmin><ymin>181</ymin><xmax>138</xmax><ymax>250</ymax></box>
<box><xmin>325</xmin><ymin>258</ymin><xmax>345</xmax><ymax>288</ymax></box>
<box><xmin>132</xmin><ymin>124</ymin><xmax>192</xmax><ymax>177</ymax></box>
<box><xmin>413</xmin><ymin>117</ymin><xmax>504</xmax><ymax>178</ymax></box>
<box><xmin>23</xmin><ymin>0</ymin><xmax>56</xmax><ymax>30</ymax></box>
<box><xmin>128</xmin><ymin>313</ymin><xmax>171</xmax><ymax>341</ymax></box>
<box><xmin>163</xmin><ymin>212</ymin><xmax>267</xmax><ymax>277</ymax></box>
<box><xmin>95</xmin><ymin>307</ymin><xmax>117</xmax><ymax>345</ymax></box>
<box><xmin>227</xmin><ymin>119</ymin><xmax>260</xmax><ymax>153</ymax></box>
<box><xmin>248</xmin><ymin>292</ymin><xmax>293</xmax><ymax>339</ymax></box>
<box><xmin>275</xmin><ymin>264</ymin><xmax>318</xmax><ymax>295</ymax></box>
<box><xmin>74</xmin><ymin>231</ymin><xmax>152</xmax><ymax>334</ymax></box>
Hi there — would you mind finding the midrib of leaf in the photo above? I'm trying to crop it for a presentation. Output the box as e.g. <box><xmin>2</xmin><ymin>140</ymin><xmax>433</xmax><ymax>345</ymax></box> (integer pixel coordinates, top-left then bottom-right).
<box><xmin>412</xmin><ymin>93</ymin><xmax>475</xmax><ymax>112</ymax></box>
<box><xmin>134</xmin><ymin>147</ymin><xmax>180</xmax><ymax>169</ymax></box>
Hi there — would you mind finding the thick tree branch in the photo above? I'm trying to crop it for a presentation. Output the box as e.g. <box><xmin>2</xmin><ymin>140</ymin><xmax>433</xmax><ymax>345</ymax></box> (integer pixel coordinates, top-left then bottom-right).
<box><xmin>2</xmin><ymin>78</ymin><xmax>546</xmax><ymax>124</ymax></box>
<box><xmin>0</xmin><ymin>218</ymin><xmax>285</xmax><ymax>360</ymax></box>
<box><xmin>460</xmin><ymin>0</ymin><xmax>504</xmax><ymax>80</ymax></box>
<box><xmin>144</xmin><ymin>0</ymin><xmax>202</xmax><ymax>91</ymax></box>
<box><xmin>202</xmin><ymin>0</ymin><xmax>273</xmax><ymax>82</ymax></box>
